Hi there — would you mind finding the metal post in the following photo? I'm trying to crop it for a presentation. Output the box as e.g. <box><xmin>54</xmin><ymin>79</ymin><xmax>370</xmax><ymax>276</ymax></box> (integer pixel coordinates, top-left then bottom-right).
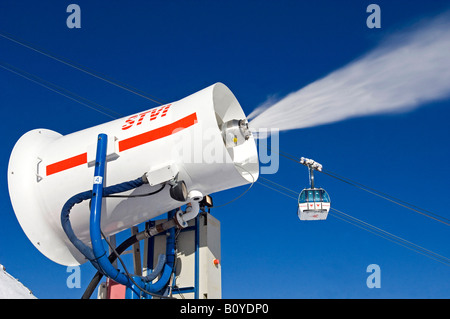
<box><xmin>131</xmin><ymin>226</ymin><xmax>142</xmax><ymax>277</ymax></box>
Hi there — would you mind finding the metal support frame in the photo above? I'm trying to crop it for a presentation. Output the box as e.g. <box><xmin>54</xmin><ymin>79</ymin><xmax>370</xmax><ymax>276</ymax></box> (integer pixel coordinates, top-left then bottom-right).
<box><xmin>146</xmin><ymin>214</ymin><xmax>202</xmax><ymax>298</ymax></box>
<box><xmin>89</xmin><ymin>133</ymin><xmax>176</xmax><ymax>299</ymax></box>
<box><xmin>89</xmin><ymin>133</ymin><xmax>219</xmax><ymax>299</ymax></box>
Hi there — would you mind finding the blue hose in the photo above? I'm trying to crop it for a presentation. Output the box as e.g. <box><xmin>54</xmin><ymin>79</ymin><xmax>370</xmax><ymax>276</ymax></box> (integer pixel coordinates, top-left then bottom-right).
<box><xmin>60</xmin><ymin>177</ymin><xmax>145</xmax><ymax>270</ymax></box>
<box><xmin>143</xmin><ymin>254</ymin><xmax>166</xmax><ymax>282</ymax></box>
<box><xmin>136</xmin><ymin>210</ymin><xmax>176</xmax><ymax>295</ymax></box>
<box><xmin>124</xmin><ymin>210</ymin><xmax>177</xmax><ymax>298</ymax></box>
<box><xmin>66</xmin><ymin>134</ymin><xmax>175</xmax><ymax>298</ymax></box>
<box><xmin>61</xmin><ymin>173</ymin><xmax>175</xmax><ymax>295</ymax></box>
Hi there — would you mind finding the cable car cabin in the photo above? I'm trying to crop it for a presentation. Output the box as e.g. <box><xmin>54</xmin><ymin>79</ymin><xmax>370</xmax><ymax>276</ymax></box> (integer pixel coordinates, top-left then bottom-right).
<box><xmin>298</xmin><ymin>188</ymin><xmax>330</xmax><ymax>221</ymax></box>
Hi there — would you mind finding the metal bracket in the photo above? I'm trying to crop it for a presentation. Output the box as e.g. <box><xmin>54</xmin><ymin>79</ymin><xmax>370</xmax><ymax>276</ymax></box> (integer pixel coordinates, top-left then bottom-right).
<box><xmin>36</xmin><ymin>157</ymin><xmax>43</xmax><ymax>182</ymax></box>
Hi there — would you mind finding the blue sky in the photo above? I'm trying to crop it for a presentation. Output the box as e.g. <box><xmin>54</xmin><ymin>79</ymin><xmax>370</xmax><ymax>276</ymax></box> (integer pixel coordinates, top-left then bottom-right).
<box><xmin>0</xmin><ymin>0</ymin><xmax>449</xmax><ymax>299</ymax></box>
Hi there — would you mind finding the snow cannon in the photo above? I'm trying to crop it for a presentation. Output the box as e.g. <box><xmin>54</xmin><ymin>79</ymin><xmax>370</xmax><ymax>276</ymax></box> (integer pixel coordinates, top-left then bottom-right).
<box><xmin>7</xmin><ymin>83</ymin><xmax>259</xmax><ymax>266</ymax></box>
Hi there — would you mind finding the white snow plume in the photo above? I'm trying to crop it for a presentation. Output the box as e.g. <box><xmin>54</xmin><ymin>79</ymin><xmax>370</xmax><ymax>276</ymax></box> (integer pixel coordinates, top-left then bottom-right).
<box><xmin>249</xmin><ymin>13</ymin><xmax>450</xmax><ymax>134</ymax></box>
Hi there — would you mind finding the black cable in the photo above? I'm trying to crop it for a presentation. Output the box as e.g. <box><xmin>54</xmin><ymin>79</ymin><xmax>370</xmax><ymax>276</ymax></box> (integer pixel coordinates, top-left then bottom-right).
<box><xmin>81</xmin><ymin>234</ymin><xmax>138</xmax><ymax>299</ymax></box>
<box><xmin>170</xmin><ymin>228</ymin><xmax>183</xmax><ymax>299</ymax></box>
<box><xmin>104</xmin><ymin>183</ymin><xmax>166</xmax><ymax>198</ymax></box>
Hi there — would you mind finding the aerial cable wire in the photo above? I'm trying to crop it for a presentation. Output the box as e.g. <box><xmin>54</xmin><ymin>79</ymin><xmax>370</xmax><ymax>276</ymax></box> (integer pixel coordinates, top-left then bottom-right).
<box><xmin>255</xmin><ymin>177</ymin><xmax>450</xmax><ymax>267</ymax></box>
<box><xmin>320</xmin><ymin>169</ymin><xmax>450</xmax><ymax>226</ymax></box>
<box><xmin>258</xmin><ymin>176</ymin><xmax>299</xmax><ymax>197</ymax></box>
<box><xmin>257</xmin><ymin>180</ymin><xmax>298</xmax><ymax>200</ymax></box>
<box><xmin>0</xmin><ymin>61</ymin><xmax>122</xmax><ymax>120</ymax></box>
<box><xmin>209</xmin><ymin>164</ymin><xmax>256</xmax><ymax>209</ymax></box>
<box><xmin>0</xmin><ymin>31</ymin><xmax>167</xmax><ymax>106</ymax></box>
<box><xmin>328</xmin><ymin>213</ymin><xmax>450</xmax><ymax>266</ymax></box>
<box><xmin>266</xmin><ymin>146</ymin><xmax>450</xmax><ymax>226</ymax></box>
<box><xmin>330</xmin><ymin>207</ymin><xmax>450</xmax><ymax>266</ymax></box>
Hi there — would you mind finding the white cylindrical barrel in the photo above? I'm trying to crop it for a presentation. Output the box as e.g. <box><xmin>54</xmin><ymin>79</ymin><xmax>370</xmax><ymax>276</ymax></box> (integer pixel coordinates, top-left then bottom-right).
<box><xmin>8</xmin><ymin>83</ymin><xmax>259</xmax><ymax>266</ymax></box>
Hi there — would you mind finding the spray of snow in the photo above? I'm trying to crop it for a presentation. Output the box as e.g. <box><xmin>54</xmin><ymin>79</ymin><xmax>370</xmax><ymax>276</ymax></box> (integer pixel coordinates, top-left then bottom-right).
<box><xmin>249</xmin><ymin>13</ymin><xmax>450</xmax><ymax>134</ymax></box>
